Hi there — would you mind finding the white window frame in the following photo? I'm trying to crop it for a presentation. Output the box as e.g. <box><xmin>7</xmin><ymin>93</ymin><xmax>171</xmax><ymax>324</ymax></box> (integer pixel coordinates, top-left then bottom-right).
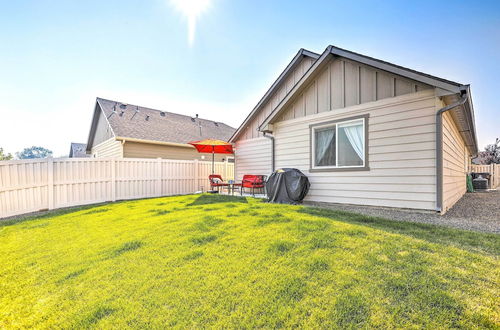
<box><xmin>311</xmin><ymin>117</ymin><xmax>366</xmax><ymax>170</ymax></box>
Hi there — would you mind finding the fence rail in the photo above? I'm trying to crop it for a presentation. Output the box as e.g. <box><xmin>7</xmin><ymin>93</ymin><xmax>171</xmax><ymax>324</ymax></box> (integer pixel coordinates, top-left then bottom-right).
<box><xmin>468</xmin><ymin>163</ymin><xmax>500</xmax><ymax>189</ymax></box>
<box><xmin>0</xmin><ymin>157</ymin><xmax>234</xmax><ymax>219</ymax></box>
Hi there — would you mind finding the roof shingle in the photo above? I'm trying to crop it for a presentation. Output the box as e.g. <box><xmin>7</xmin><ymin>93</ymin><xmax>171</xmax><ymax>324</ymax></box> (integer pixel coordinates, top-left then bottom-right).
<box><xmin>96</xmin><ymin>98</ymin><xmax>235</xmax><ymax>144</ymax></box>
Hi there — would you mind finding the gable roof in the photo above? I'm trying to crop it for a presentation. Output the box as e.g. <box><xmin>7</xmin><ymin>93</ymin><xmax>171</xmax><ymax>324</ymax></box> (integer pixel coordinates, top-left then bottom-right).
<box><xmin>87</xmin><ymin>98</ymin><xmax>235</xmax><ymax>150</ymax></box>
<box><xmin>69</xmin><ymin>143</ymin><xmax>89</xmax><ymax>158</ymax></box>
<box><xmin>229</xmin><ymin>48</ymin><xmax>320</xmax><ymax>142</ymax></box>
<box><xmin>259</xmin><ymin>45</ymin><xmax>469</xmax><ymax>129</ymax></box>
<box><xmin>249</xmin><ymin>45</ymin><xmax>476</xmax><ymax>154</ymax></box>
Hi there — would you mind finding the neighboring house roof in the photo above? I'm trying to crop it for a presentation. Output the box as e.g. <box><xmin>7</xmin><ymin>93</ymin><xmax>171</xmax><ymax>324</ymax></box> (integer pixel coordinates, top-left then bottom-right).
<box><xmin>86</xmin><ymin>98</ymin><xmax>236</xmax><ymax>151</ymax></box>
<box><xmin>69</xmin><ymin>143</ymin><xmax>89</xmax><ymax>158</ymax></box>
<box><xmin>229</xmin><ymin>48</ymin><xmax>320</xmax><ymax>142</ymax></box>
<box><xmin>231</xmin><ymin>44</ymin><xmax>478</xmax><ymax>154</ymax></box>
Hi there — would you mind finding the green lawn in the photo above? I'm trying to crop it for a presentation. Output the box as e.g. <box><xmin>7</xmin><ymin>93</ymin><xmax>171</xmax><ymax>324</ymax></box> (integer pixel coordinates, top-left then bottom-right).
<box><xmin>1</xmin><ymin>194</ymin><xmax>498</xmax><ymax>328</ymax></box>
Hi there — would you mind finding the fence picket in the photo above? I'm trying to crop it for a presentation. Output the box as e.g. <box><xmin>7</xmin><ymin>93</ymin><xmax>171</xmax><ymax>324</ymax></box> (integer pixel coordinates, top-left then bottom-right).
<box><xmin>0</xmin><ymin>157</ymin><xmax>234</xmax><ymax>218</ymax></box>
<box><xmin>469</xmin><ymin>164</ymin><xmax>500</xmax><ymax>189</ymax></box>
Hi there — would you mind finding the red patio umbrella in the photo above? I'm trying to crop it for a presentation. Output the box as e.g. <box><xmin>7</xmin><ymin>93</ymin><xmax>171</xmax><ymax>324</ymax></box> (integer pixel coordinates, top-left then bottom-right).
<box><xmin>188</xmin><ymin>139</ymin><xmax>234</xmax><ymax>174</ymax></box>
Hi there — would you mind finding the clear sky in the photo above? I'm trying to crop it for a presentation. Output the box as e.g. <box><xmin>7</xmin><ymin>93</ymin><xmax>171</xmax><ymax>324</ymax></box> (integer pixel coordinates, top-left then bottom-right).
<box><xmin>0</xmin><ymin>0</ymin><xmax>499</xmax><ymax>157</ymax></box>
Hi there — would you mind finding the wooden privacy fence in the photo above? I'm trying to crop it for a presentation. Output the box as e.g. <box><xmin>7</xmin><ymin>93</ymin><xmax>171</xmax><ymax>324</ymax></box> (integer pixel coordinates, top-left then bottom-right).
<box><xmin>0</xmin><ymin>157</ymin><xmax>234</xmax><ymax>219</ymax></box>
<box><xmin>468</xmin><ymin>163</ymin><xmax>500</xmax><ymax>189</ymax></box>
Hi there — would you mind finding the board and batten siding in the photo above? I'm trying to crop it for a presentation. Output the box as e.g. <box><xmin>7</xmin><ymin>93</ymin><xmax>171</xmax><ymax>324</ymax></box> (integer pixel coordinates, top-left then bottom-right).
<box><xmin>276</xmin><ymin>57</ymin><xmax>432</xmax><ymax>122</ymax></box>
<box><xmin>91</xmin><ymin>138</ymin><xmax>123</xmax><ymax>158</ymax></box>
<box><xmin>233</xmin><ymin>56</ymin><xmax>314</xmax><ymax>180</ymax></box>
<box><xmin>273</xmin><ymin>89</ymin><xmax>438</xmax><ymax>210</ymax></box>
<box><xmin>441</xmin><ymin>110</ymin><xmax>468</xmax><ymax>212</ymax></box>
<box><xmin>92</xmin><ymin>109</ymin><xmax>115</xmax><ymax>146</ymax></box>
<box><xmin>234</xmin><ymin>137</ymin><xmax>272</xmax><ymax>181</ymax></box>
<box><xmin>123</xmin><ymin>141</ymin><xmax>228</xmax><ymax>162</ymax></box>
<box><xmin>238</xmin><ymin>56</ymin><xmax>315</xmax><ymax>141</ymax></box>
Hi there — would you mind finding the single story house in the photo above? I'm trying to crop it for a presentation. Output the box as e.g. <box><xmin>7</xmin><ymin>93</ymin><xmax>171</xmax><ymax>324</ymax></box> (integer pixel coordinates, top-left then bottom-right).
<box><xmin>69</xmin><ymin>143</ymin><xmax>90</xmax><ymax>158</ymax></box>
<box><xmin>230</xmin><ymin>45</ymin><xmax>478</xmax><ymax>213</ymax></box>
<box><xmin>86</xmin><ymin>98</ymin><xmax>236</xmax><ymax>161</ymax></box>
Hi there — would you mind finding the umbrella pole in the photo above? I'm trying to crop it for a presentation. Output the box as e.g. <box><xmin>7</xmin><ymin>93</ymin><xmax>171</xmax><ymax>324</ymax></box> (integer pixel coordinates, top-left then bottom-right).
<box><xmin>212</xmin><ymin>147</ymin><xmax>215</xmax><ymax>174</ymax></box>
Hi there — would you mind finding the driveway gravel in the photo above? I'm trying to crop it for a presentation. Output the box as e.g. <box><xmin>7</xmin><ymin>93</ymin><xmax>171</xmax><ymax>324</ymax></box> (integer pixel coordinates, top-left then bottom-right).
<box><xmin>306</xmin><ymin>190</ymin><xmax>500</xmax><ymax>233</ymax></box>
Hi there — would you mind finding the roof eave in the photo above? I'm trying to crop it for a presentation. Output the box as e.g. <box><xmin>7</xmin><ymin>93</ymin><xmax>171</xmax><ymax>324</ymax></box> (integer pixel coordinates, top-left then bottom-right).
<box><xmin>259</xmin><ymin>46</ymin><xmax>333</xmax><ymax>130</ymax></box>
<box><xmin>115</xmin><ymin>136</ymin><xmax>197</xmax><ymax>149</ymax></box>
<box><xmin>229</xmin><ymin>48</ymin><xmax>320</xmax><ymax>142</ymax></box>
<box><xmin>328</xmin><ymin>45</ymin><xmax>462</xmax><ymax>94</ymax></box>
<box><xmin>259</xmin><ymin>45</ymin><xmax>469</xmax><ymax>130</ymax></box>
<box><xmin>441</xmin><ymin>87</ymin><xmax>479</xmax><ymax>156</ymax></box>
<box><xmin>85</xmin><ymin>99</ymin><xmax>117</xmax><ymax>152</ymax></box>
<box><xmin>461</xmin><ymin>86</ymin><xmax>479</xmax><ymax>155</ymax></box>
<box><xmin>85</xmin><ymin>101</ymin><xmax>101</xmax><ymax>152</ymax></box>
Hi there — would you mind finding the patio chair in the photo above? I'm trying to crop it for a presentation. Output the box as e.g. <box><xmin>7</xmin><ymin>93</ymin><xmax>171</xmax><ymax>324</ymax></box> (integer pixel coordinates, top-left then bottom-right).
<box><xmin>240</xmin><ymin>175</ymin><xmax>267</xmax><ymax>196</ymax></box>
<box><xmin>209</xmin><ymin>174</ymin><xmax>229</xmax><ymax>193</ymax></box>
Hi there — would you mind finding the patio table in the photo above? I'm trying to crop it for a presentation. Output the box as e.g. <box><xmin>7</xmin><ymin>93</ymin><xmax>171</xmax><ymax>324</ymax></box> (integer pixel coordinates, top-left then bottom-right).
<box><xmin>226</xmin><ymin>181</ymin><xmax>242</xmax><ymax>195</ymax></box>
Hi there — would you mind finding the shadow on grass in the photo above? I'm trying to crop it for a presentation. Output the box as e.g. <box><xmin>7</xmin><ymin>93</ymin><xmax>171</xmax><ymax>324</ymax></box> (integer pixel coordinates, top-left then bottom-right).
<box><xmin>83</xmin><ymin>208</ymin><xmax>110</xmax><ymax>215</ymax></box>
<box><xmin>112</xmin><ymin>240</ymin><xmax>143</xmax><ymax>257</ymax></box>
<box><xmin>298</xmin><ymin>207</ymin><xmax>500</xmax><ymax>255</ymax></box>
<box><xmin>57</xmin><ymin>269</ymin><xmax>87</xmax><ymax>284</ymax></box>
<box><xmin>190</xmin><ymin>234</ymin><xmax>218</xmax><ymax>245</ymax></box>
<box><xmin>0</xmin><ymin>203</ymin><xmax>110</xmax><ymax>228</ymax></box>
<box><xmin>75</xmin><ymin>306</ymin><xmax>116</xmax><ymax>328</ymax></box>
<box><xmin>149</xmin><ymin>209</ymin><xmax>171</xmax><ymax>216</ymax></box>
<box><xmin>187</xmin><ymin>194</ymin><xmax>248</xmax><ymax>206</ymax></box>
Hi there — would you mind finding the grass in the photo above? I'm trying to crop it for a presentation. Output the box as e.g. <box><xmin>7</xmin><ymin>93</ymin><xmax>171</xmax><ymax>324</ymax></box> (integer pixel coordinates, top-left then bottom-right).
<box><xmin>0</xmin><ymin>194</ymin><xmax>498</xmax><ymax>328</ymax></box>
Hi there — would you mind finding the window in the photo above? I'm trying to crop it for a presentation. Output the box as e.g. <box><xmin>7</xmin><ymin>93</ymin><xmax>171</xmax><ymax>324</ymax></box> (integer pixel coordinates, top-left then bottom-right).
<box><xmin>311</xmin><ymin>116</ymin><xmax>368</xmax><ymax>170</ymax></box>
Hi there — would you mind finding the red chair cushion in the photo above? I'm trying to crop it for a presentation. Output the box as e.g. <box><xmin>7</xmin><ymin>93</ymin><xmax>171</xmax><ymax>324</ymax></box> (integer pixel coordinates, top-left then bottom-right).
<box><xmin>241</xmin><ymin>175</ymin><xmax>265</xmax><ymax>188</ymax></box>
<box><xmin>209</xmin><ymin>174</ymin><xmax>229</xmax><ymax>187</ymax></box>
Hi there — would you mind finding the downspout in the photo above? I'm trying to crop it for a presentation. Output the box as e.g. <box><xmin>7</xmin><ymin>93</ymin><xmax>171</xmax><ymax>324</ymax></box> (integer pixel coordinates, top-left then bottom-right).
<box><xmin>436</xmin><ymin>93</ymin><xmax>468</xmax><ymax>212</ymax></box>
<box><xmin>263</xmin><ymin>132</ymin><xmax>275</xmax><ymax>172</ymax></box>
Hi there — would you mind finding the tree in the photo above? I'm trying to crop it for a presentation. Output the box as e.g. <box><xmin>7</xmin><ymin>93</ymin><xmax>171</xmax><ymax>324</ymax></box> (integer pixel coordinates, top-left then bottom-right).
<box><xmin>484</xmin><ymin>138</ymin><xmax>500</xmax><ymax>164</ymax></box>
<box><xmin>476</xmin><ymin>138</ymin><xmax>500</xmax><ymax>164</ymax></box>
<box><xmin>16</xmin><ymin>146</ymin><xmax>53</xmax><ymax>159</ymax></box>
<box><xmin>0</xmin><ymin>147</ymin><xmax>13</xmax><ymax>160</ymax></box>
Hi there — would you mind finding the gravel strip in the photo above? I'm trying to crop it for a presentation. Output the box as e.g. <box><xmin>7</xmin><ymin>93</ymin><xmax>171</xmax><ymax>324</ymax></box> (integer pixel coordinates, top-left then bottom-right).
<box><xmin>305</xmin><ymin>190</ymin><xmax>500</xmax><ymax>233</ymax></box>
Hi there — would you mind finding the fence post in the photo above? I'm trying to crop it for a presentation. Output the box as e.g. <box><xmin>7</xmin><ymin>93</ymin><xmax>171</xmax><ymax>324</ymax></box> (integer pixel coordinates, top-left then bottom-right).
<box><xmin>156</xmin><ymin>158</ymin><xmax>162</xmax><ymax>197</ymax></box>
<box><xmin>194</xmin><ymin>159</ymin><xmax>199</xmax><ymax>192</ymax></box>
<box><xmin>493</xmin><ymin>163</ymin><xmax>497</xmax><ymax>189</ymax></box>
<box><xmin>111</xmin><ymin>158</ymin><xmax>116</xmax><ymax>202</ymax></box>
<box><xmin>47</xmin><ymin>157</ymin><xmax>54</xmax><ymax>210</ymax></box>
<box><xmin>497</xmin><ymin>164</ymin><xmax>499</xmax><ymax>188</ymax></box>
<box><xmin>224</xmin><ymin>159</ymin><xmax>228</xmax><ymax>180</ymax></box>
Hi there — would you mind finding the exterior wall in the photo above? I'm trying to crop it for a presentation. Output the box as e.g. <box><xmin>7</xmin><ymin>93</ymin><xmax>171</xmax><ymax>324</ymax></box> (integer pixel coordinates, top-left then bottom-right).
<box><xmin>276</xmin><ymin>57</ymin><xmax>432</xmax><ymax>122</ymax></box>
<box><xmin>273</xmin><ymin>89</ymin><xmax>438</xmax><ymax>210</ymax></box>
<box><xmin>239</xmin><ymin>56</ymin><xmax>315</xmax><ymax>140</ymax></box>
<box><xmin>233</xmin><ymin>56</ymin><xmax>314</xmax><ymax>181</ymax></box>
<box><xmin>93</xmin><ymin>109</ymin><xmax>115</xmax><ymax>146</ymax></box>
<box><xmin>234</xmin><ymin>137</ymin><xmax>272</xmax><ymax>181</ymax></box>
<box><xmin>123</xmin><ymin>141</ymin><xmax>229</xmax><ymax>162</ymax></box>
<box><xmin>442</xmin><ymin>110</ymin><xmax>468</xmax><ymax>212</ymax></box>
<box><xmin>91</xmin><ymin>138</ymin><xmax>123</xmax><ymax>158</ymax></box>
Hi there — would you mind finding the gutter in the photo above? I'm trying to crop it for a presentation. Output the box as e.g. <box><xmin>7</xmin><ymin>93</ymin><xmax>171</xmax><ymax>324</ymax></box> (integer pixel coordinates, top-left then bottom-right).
<box><xmin>263</xmin><ymin>132</ymin><xmax>275</xmax><ymax>172</ymax></box>
<box><xmin>435</xmin><ymin>93</ymin><xmax>468</xmax><ymax>212</ymax></box>
<box><xmin>115</xmin><ymin>137</ymin><xmax>197</xmax><ymax>149</ymax></box>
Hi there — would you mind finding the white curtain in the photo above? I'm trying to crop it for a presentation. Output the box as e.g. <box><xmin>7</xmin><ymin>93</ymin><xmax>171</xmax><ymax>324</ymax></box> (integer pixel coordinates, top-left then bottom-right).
<box><xmin>343</xmin><ymin>124</ymin><xmax>364</xmax><ymax>160</ymax></box>
<box><xmin>315</xmin><ymin>129</ymin><xmax>335</xmax><ymax>165</ymax></box>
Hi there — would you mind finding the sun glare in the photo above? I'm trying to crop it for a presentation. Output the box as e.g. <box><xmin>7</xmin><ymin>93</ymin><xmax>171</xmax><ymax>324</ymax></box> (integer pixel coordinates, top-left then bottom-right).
<box><xmin>169</xmin><ymin>0</ymin><xmax>211</xmax><ymax>45</ymax></box>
